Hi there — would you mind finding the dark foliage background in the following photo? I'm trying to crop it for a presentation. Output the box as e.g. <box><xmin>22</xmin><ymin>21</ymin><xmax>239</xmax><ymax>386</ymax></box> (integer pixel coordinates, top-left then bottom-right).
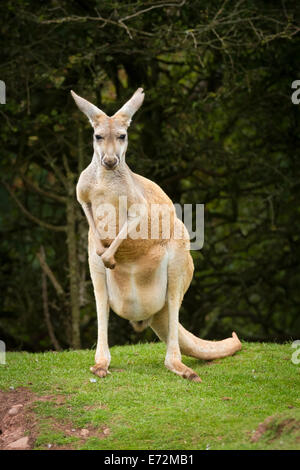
<box><xmin>1</xmin><ymin>0</ymin><xmax>300</xmax><ymax>351</ymax></box>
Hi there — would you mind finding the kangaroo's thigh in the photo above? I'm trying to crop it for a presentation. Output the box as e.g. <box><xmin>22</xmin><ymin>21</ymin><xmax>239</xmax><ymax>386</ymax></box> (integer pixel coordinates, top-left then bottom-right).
<box><xmin>150</xmin><ymin>243</ymin><xmax>201</xmax><ymax>382</ymax></box>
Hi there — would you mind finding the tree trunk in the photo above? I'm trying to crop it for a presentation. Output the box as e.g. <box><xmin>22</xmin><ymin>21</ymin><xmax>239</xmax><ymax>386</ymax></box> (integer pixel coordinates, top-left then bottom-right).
<box><xmin>66</xmin><ymin>189</ymin><xmax>81</xmax><ymax>349</ymax></box>
<box><xmin>41</xmin><ymin>263</ymin><xmax>62</xmax><ymax>351</ymax></box>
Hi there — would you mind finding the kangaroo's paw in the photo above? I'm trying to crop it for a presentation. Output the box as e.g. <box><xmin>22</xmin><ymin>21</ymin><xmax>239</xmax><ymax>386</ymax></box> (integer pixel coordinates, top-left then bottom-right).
<box><xmin>90</xmin><ymin>363</ymin><xmax>110</xmax><ymax>378</ymax></box>
<box><xmin>96</xmin><ymin>246</ymin><xmax>106</xmax><ymax>257</ymax></box>
<box><xmin>165</xmin><ymin>359</ymin><xmax>202</xmax><ymax>383</ymax></box>
<box><xmin>101</xmin><ymin>252</ymin><xmax>116</xmax><ymax>269</ymax></box>
<box><xmin>94</xmin><ymin>238</ymin><xmax>106</xmax><ymax>257</ymax></box>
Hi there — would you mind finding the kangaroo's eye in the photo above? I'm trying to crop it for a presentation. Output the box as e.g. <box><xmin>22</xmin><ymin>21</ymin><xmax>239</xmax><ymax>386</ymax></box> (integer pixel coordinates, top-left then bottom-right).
<box><xmin>95</xmin><ymin>134</ymin><xmax>103</xmax><ymax>140</ymax></box>
<box><xmin>119</xmin><ymin>134</ymin><xmax>126</xmax><ymax>140</ymax></box>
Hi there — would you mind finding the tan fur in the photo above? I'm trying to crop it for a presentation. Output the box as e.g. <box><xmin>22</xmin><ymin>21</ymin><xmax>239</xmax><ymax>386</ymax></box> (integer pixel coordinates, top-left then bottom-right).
<box><xmin>71</xmin><ymin>88</ymin><xmax>242</xmax><ymax>382</ymax></box>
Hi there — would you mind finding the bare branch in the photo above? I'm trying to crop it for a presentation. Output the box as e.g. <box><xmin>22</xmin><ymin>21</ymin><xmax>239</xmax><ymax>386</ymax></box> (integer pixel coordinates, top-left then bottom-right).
<box><xmin>28</xmin><ymin>13</ymin><xmax>154</xmax><ymax>38</ymax></box>
<box><xmin>2</xmin><ymin>181</ymin><xmax>66</xmax><ymax>232</ymax></box>
<box><xmin>22</xmin><ymin>175</ymin><xmax>66</xmax><ymax>203</ymax></box>
<box><xmin>119</xmin><ymin>1</ymin><xmax>186</xmax><ymax>23</ymax></box>
<box><xmin>36</xmin><ymin>247</ymin><xmax>65</xmax><ymax>297</ymax></box>
<box><xmin>39</xmin><ymin>143</ymin><xmax>69</xmax><ymax>191</ymax></box>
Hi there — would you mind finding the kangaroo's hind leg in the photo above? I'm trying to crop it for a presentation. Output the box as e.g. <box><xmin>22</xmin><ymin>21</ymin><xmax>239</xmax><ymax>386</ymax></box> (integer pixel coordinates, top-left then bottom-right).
<box><xmin>89</xmin><ymin>240</ymin><xmax>111</xmax><ymax>378</ymax></box>
<box><xmin>151</xmin><ymin>243</ymin><xmax>201</xmax><ymax>382</ymax></box>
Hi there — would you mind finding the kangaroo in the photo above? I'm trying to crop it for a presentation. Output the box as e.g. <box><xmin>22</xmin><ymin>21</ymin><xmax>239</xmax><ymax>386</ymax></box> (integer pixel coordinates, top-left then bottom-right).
<box><xmin>71</xmin><ymin>88</ymin><xmax>242</xmax><ymax>382</ymax></box>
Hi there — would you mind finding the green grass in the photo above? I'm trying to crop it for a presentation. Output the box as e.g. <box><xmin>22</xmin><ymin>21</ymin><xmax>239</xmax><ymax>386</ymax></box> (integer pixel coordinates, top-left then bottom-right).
<box><xmin>1</xmin><ymin>342</ymin><xmax>299</xmax><ymax>450</ymax></box>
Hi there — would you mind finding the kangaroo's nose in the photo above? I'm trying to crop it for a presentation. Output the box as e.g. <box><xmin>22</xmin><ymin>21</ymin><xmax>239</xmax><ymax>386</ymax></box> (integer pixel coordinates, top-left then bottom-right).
<box><xmin>102</xmin><ymin>156</ymin><xmax>119</xmax><ymax>170</ymax></box>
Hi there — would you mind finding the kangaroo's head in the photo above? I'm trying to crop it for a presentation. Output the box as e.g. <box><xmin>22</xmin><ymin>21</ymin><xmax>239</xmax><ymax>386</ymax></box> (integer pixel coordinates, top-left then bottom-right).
<box><xmin>71</xmin><ymin>88</ymin><xmax>144</xmax><ymax>170</ymax></box>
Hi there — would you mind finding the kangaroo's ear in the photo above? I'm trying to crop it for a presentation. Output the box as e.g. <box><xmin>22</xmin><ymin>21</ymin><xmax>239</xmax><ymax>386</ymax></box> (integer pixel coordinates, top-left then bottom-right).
<box><xmin>113</xmin><ymin>88</ymin><xmax>144</xmax><ymax>126</ymax></box>
<box><xmin>71</xmin><ymin>90</ymin><xmax>107</xmax><ymax>125</ymax></box>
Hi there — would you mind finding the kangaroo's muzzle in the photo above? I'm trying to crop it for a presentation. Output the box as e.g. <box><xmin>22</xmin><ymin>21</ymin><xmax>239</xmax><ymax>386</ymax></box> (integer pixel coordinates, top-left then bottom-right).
<box><xmin>102</xmin><ymin>155</ymin><xmax>119</xmax><ymax>170</ymax></box>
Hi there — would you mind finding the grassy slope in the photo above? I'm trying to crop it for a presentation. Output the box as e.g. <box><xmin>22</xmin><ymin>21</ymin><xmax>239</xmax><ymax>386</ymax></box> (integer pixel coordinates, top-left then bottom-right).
<box><xmin>0</xmin><ymin>342</ymin><xmax>299</xmax><ymax>450</ymax></box>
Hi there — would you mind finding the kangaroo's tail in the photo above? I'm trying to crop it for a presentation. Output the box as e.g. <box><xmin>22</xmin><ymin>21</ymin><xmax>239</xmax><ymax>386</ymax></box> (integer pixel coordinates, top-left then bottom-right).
<box><xmin>150</xmin><ymin>312</ymin><xmax>242</xmax><ymax>360</ymax></box>
<box><xmin>178</xmin><ymin>324</ymin><xmax>242</xmax><ymax>360</ymax></box>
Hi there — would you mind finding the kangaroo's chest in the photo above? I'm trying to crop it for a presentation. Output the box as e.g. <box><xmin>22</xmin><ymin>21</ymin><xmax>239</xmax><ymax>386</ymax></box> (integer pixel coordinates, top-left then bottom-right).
<box><xmin>90</xmin><ymin>182</ymin><xmax>142</xmax><ymax>243</ymax></box>
<box><xmin>106</xmin><ymin>246</ymin><xmax>168</xmax><ymax>321</ymax></box>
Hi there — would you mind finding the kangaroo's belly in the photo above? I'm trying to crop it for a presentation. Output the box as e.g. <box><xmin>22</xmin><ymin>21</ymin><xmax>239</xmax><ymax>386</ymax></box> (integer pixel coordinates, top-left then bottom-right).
<box><xmin>106</xmin><ymin>246</ymin><xmax>168</xmax><ymax>321</ymax></box>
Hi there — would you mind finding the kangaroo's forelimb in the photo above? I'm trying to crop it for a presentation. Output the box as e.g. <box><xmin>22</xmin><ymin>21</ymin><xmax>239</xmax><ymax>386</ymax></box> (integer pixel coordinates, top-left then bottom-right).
<box><xmin>101</xmin><ymin>203</ymin><xmax>147</xmax><ymax>269</ymax></box>
<box><xmin>81</xmin><ymin>202</ymin><xmax>106</xmax><ymax>256</ymax></box>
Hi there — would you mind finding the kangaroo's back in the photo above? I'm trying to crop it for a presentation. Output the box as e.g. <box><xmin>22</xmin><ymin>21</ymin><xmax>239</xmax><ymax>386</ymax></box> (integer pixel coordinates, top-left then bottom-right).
<box><xmin>131</xmin><ymin>172</ymin><xmax>174</xmax><ymax>207</ymax></box>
